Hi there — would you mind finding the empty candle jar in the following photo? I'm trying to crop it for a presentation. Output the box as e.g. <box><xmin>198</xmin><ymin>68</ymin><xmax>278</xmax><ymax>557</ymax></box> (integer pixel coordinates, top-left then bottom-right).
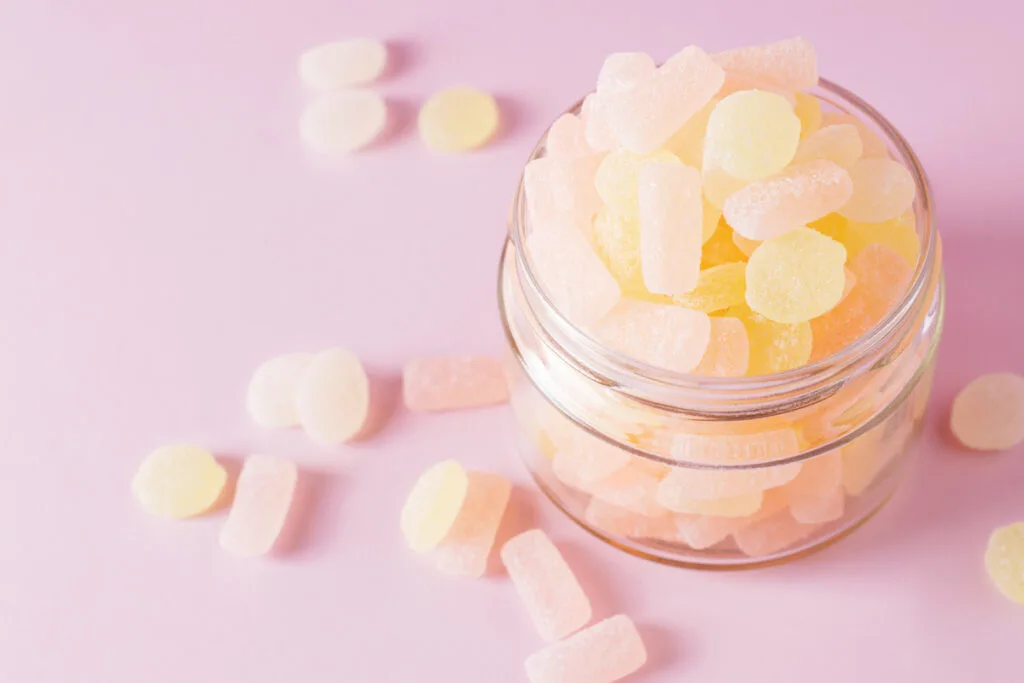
<box><xmin>498</xmin><ymin>49</ymin><xmax>942</xmax><ymax>568</ymax></box>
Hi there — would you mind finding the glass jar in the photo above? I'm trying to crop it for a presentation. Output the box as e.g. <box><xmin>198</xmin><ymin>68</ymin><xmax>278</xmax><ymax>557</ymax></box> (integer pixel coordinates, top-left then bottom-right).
<box><xmin>499</xmin><ymin>79</ymin><xmax>943</xmax><ymax>568</ymax></box>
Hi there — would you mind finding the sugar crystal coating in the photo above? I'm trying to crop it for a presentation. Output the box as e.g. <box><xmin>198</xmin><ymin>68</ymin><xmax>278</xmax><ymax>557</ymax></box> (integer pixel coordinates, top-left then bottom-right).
<box><xmin>590</xmin><ymin>462</ymin><xmax>667</xmax><ymax>517</ymax></box>
<box><xmin>820</xmin><ymin>111</ymin><xmax>888</xmax><ymax>158</ymax></box>
<box><xmin>300</xmin><ymin>90</ymin><xmax>387</xmax><ymax>154</ymax></box>
<box><xmin>985</xmin><ymin>522</ymin><xmax>1024</xmax><ymax>605</ymax></box>
<box><xmin>401</xmin><ymin>460</ymin><xmax>470</xmax><ymax>553</ymax></box>
<box><xmin>525</xmin><ymin>154</ymin><xmax>604</xmax><ymax>226</ymax></box>
<box><xmin>524</xmin><ymin>614</ymin><xmax>647</xmax><ymax>683</ymax></box>
<box><xmin>403</xmin><ymin>356</ymin><xmax>509</xmax><ymax>412</ymax></box>
<box><xmin>723</xmin><ymin>160</ymin><xmax>854</xmax><ymax>241</ymax></box>
<box><xmin>838</xmin><ymin>158</ymin><xmax>917</xmax><ymax>223</ymax></box>
<box><xmin>546</xmin><ymin>113</ymin><xmax>593</xmax><ymax>158</ymax></box>
<box><xmin>671</xmin><ymin>424</ymin><xmax>801</xmax><ymax>464</ymax></box>
<box><xmin>294</xmin><ymin>347</ymin><xmax>369</xmax><ymax>445</ymax></box>
<box><xmin>434</xmin><ymin>472</ymin><xmax>511</xmax><ymax>577</ymax></box>
<box><xmin>418</xmin><ymin>87</ymin><xmax>499</xmax><ymax>152</ymax></box>
<box><xmin>658</xmin><ymin>459</ymin><xmax>800</xmax><ymax>501</ymax></box>
<box><xmin>527</xmin><ymin>219</ymin><xmax>621</xmax><ymax>326</ymax></box>
<box><xmin>593</xmin><ymin>207</ymin><xmax>645</xmax><ymax>295</ymax></box>
<box><xmin>712</xmin><ymin>37</ymin><xmax>818</xmax><ymax>91</ymax></box>
<box><xmin>792</xmin><ymin>124</ymin><xmax>863</xmax><ymax>168</ymax></box>
<box><xmin>794</xmin><ymin>92</ymin><xmax>822</xmax><ymax>138</ymax></box>
<box><xmin>745</xmin><ymin>226</ymin><xmax>848</xmax><ymax>324</ymax></box>
<box><xmin>595</xmin><ymin>149</ymin><xmax>681</xmax><ymax>216</ymax></box>
<box><xmin>694</xmin><ymin>316</ymin><xmax>750</xmax><ymax>377</ymax></box>
<box><xmin>703</xmin><ymin>90</ymin><xmax>801</xmax><ymax>182</ymax></box>
<box><xmin>728</xmin><ymin>303</ymin><xmax>812</xmax><ymax>375</ymax></box>
<box><xmin>246</xmin><ymin>353</ymin><xmax>313</xmax><ymax>429</ymax></box>
<box><xmin>950</xmin><ymin>373</ymin><xmax>1024</xmax><ymax>451</ymax></box>
<box><xmin>298</xmin><ymin>39</ymin><xmax>387</xmax><ymax>89</ymax></box>
<box><xmin>501</xmin><ymin>529</ymin><xmax>592</xmax><ymax>642</ymax></box>
<box><xmin>671</xmin><ymin>262</ymin><xmax>746</xmax><ymax>313</ymax></box>
<box><xmin>639</xmin><ymin>162</ymin><xmax>704</xmax><ymax>295</ymax></box>
<box><xmin>550</xmin><ymin>424</ymin><xmax>631</xmax><ymax>491</ymax></box>
<box><xmin>843</xmin><ymin>211</ymin><xmax>920</xmax><ymax>267</ymax></box>
<box><xmin>220</xmin><ymin>454</ymin><xmax>297</xmax><ymax>557</ymax></box>
<box><xmin>594</xmin><ymin>299</ymin><xmax>711</xmax><ymax>373</ymax></box>
<box><xmin>132</xmin><ymin>444</ymin><xmax>227</xmax><ymax>519</ymax></box>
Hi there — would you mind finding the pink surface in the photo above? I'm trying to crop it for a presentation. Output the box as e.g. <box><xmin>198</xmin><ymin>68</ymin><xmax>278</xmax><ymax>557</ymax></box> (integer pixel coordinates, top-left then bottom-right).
<box><xmin>1</xmin><ymin>1</ymin><xmax>1022</xmax><ymax>681</ymax></box>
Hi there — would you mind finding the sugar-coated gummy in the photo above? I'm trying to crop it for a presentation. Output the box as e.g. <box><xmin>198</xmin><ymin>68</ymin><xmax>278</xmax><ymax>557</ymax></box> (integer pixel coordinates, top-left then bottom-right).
<box><xmin>792</xmin><ymin>124</ymin><xmax>863</xmax><ymax>168</ymax></box>
<box><xmin>786</xmin><ymin>451</ymin><xmax>842</xmax><ymax>497</ymax></box>
<box><xmin>584</xmin><ymin>498</ymin><xmax>675</xmax><ymax>539</ymax></box>
<box><xmin>418</xmin><ymin>87</ymin><xmax>499</xmax><ymax>152</ymax></box>
<box><xmin>132</xmin><ymin>444</ymin><xmax>227</xmax><ymax>519</ymax></box>
<box><xmin>402</xmin><ymin>356</ymin><xmax>509</xmax><ymax>412</ymax></box>
<box><xmin>401</xmin><ymin>460</ymin><xmax>470</xmax><ymax>553</ymax></box>
<box><xmin>551</xmin><ymin>429</ymin><xmax>631</xmax><ymax>491</ymax></box>
<box><xmin>433</xmin><ymin>472</ymin><xmax>511</xmax><ymax>577</ymax></box>
<box><xmin>658</xmin><ymin>460</ymin><xmax>801</xmax><ymax>501</ymax></box>
<box><xmin>246</xmin><ymin>353</ymin><xmax>314</xmax><ymax>429</ymax></box>
<box><xmin>294</xmin><ymin>347</ymin><xmax>369</xmax><ymax>444</ymax></box>
<box><xmin>299</xmin><ymin>90</ymin><xmax>387</xmax><ymax>154</ymax></box>
<box><xmin>703</xmin><ymin>90</ymin><xmax>801</xmax><ymax>182</ymax></box>
<box><xmin>794</xmin><ymin>92</ymin><xmax>822</xmax><ymax>138</ymax></box>
<box><xmin>219</xmin><ymin>454</ymin><xmax>298</xmax><ymax>557</ymax></box>
<box><xmin>593</xmin><ymin>207</ymin><xmax>645</xmax><ymax>295</ymax></box>
<box><xmin>657</xmin><ymin>488</ymin><xmax>763</xmax><ymax>517</ymax></box>
<box><xmin>664</xmin><ymin>97</ymin><xmax>718</xmax><ymax>168</ymax></box>
<box><xmin>788</xmin><ymin>486</ymin><xmax>844</xmax><ymax>524</ymax></box>
<box><xmin>820</xmin><ymin>111</ymin><xmax>888</xmax><ymax>158</ymax></box>
<box><xmin>694</xmin><ymin>315</ymin><xmax>750</xmax><ymax>377</ymax></box>
<box><xmin>594</xmin><ymin>299</ymin><xmax>711</xmax><ymax>373</ymax></box>
<box><xmin>733</xmin><ymin>508</ymin><xmax>817</xmax><ymax>557</ymax></box>
<box><xmin>985</xmin><ymin>522</ymin><xmax>1024</xmax><ymax>605</ymax></box>
<box><xmin>671</xmin><ymin>424</ymin><xmax>801</xmax><ymax>464</ymax></box>
<box><xmin>843</xmin><ymin>211</ymin><xmax>920</xmax><ymax>267</ymax></box>
<box><xmin>672</xmin><ymin>261</ymin><xmax>746</xmax><ymax>313</ymax></box>
<box><xmin>298</xmin><ymin>39</ymin><xmax>387</xmax><ymax>89</ymax></box>
<box><xmin>712</xmin><ymin>37</ymin><xmax>819</xmax><ymax>91</ymax></box>
<box><xmin>838</xmin><ymin>158</ymin><xmax>916</xmax><ymax>223</ymax></box>
<box><xmin>501</xmin><ymin>529</ymin><xmax>593</xmax><ymax>642</ymax></box>
<box><xmin>702</xmin><ymin>164</ymin><xmax>748</xmax><ymax>209</ymax></box>
<box><xmin>728</xmin><ymin>303</ymin><xmax>813</xmax><ymax>375</ymax></box>
<box><xmin>639</xmin><ymin>162</ymin><xmax>704</xmax><ymax>295</ymax></box>
<box><xmin>595</xmin><ymin>149</ymin><xmax>681</xmax><ymax>216</ymax></box>
<box><xmin>546</xmin><ymin>113</ymin><xmax>593</xmax><ymax>158</ymax></box>
<box><xmin>589</xmin><ymin>463</ymin><xmax>667</xmax><ymax>517</ymax></box>
<box><xmin>525</xmin><ymin>154</ymin><xmax>604</xmax><ymax>227</ymax></box>
<box><xmin>950</xmin><ymin>373</ymin><xmax>1024</xmax><ymax>451</ymax></box>
<box><xmin>524</xmin><ymin>614</ymin><xmax>647</xmax><ymax>683</ymax></box>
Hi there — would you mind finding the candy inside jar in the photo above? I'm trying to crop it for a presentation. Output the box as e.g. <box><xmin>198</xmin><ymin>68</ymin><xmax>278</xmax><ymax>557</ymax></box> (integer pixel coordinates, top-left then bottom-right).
<box><xmin>499</xmin><ymin>38</ymin><xmax>943</xmax><ymax>568</ymax></box>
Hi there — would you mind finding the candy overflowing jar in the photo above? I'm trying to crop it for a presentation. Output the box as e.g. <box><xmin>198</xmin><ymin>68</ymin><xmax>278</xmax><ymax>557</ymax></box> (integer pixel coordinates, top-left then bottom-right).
<box><xmin>498</xmin><ymin>70</ymin><xmax>942</xmax><ymax>568</ymax></box>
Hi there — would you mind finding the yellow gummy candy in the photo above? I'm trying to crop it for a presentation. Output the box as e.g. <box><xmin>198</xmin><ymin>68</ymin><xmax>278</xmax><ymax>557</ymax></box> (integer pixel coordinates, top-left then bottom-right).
<box><xmin>595</xmin><ymin>149</ymin><xmax>681</xmax><ymax>215</ymax></box>
<box><xmin>728</xmin><ymin>303</ymin><xmax>813</xmax><ymax>376</ymax></box>
<box><xmin>401</xmin><ymin>460</ymin><xmax>470</xmax><ymax>553</ymax></box>
<box><xmin>985</xmin><ymin>522</ymin><xmax>1024</xmax><ymax>605</ymax></box>
<box><xmin>794</xmin><ymin>92</ymin><xmax>822</xmax><ymax>138</ymax></box>
<box><xmin>132</xmin><ymin>444</ymin><xmax>227</xmax><ymax>519</ymax></box>
<box><xmin>701</xmin><ymin>220</ymin><xmax>749</xmax><ymax>268</ymax></box>
<box><xmin>811</xmin><ymin>211</ymin><xmax>919</xmax><ymax>268</ymax></box>
<box><xmin>745</xmin><ymin>227</ymin><xmax>847</xmax><ymax>324</ymax></box>
<box><xmin>671</xmin><ymin>262</ymin><xmax>746</xmax><ymax>313</ymax></box>
<box><xmin>593</xmin><ymin>206</ymin><xmax>645</xmax><ymax>295</ymax></box>
<box><xmin>418</xmin><ymin>87</ymin><xmax>499</xmax><ymax>152</ymax></box>
<box><xmin>703</xmin><ymin>90</ymin><xmax>801</xmax><ymax>181</ymax></box>
<box><xmin>664</xmin><ymin>98</ymin><xmax>719</xmax><ymax>168</ymax></box>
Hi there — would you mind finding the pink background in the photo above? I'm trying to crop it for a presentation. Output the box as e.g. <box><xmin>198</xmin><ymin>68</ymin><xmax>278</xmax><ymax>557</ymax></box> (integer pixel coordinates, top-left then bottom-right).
<box><xmin>2</xmin><ymin>1</ymin><xmax>1022</xmax><ymax>681</ymax></box>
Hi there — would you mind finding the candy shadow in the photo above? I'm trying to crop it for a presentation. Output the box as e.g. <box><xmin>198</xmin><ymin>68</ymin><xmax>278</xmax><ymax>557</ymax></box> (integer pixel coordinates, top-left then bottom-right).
<box><xmin>556</xmin><ymin>539</ymin><xmax>623</xmax><ymax>621</ymax></box>
<box><xmin>273</xmin><ymin>466</ymin><xmax>341</xmax><ymax>559</ymax></box>
<box><xmin>373</xmin><ymin>97</ymin><xmax>418</xmax><ymax>148</ymax></box>
<box><xmin>382</xmin><ymin>39</ymin><xmax>420</xmax><ymax>81</ymax></box>
<box><xmin>486</xmin><ymin>484</ymin><xmax>540</xmax><ymax>576</ymax></box>
<box><xmin>208</xmin><ymin>454</ymin><xmax>245</xmax><ymax>514</ymax></box>
<box><xmin>353</xmin><ymin>368</ymin><xmax>404</xmax><ymax>441</ymax></box>
<box><xmin>633</xmin><ymin>623</ymin><xmax>685</xmax><ymax>681</ymax></box>
<box><xmin>492</xmin><ymin>95</ymin><xmax>533</xmax><ymax>146</ymax></box>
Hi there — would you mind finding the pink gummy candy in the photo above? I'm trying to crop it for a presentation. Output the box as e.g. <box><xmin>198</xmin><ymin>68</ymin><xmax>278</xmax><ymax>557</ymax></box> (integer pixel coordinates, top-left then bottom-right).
<box><xmin>670</xmin><ymin>426</ymin><xmax>801</xmax><ymax>465</ymax></box>
<box><xmin>722</xmin><ymin>160</ymin><xmax>854</xmax><ymax>241</ymax></box>
<box><xmin>434</xmin><ymin>471</ymin><xmax>511</xmax><ymax>577</ymax></box>
<box><xmin>403</xmin><ymin>356</ymin><xmax>509</xmax><ymax>412</ymax></box>
<box><xmin>712</xmin><ymin>37</ymin><xmax>818</xmax><ymax>91</ymax></box>
<box><xmin>523</xmin><ymin>154</ymin><xmax>604</xmax><ymax>226</ymax></box>
<box><xmin>501</xmin><ymin>529</ymin><xmax>592</xmax><ymax>642</ymax></box>
<box><xmin>594</xmin><ymin>299</ymin><xmax>711</xmax><ymax>374</ymax></box>
<box><xmin>657</xmin><ymin>460</ymin><xmax>802</xmax><ymax>501</ymax></box>
<box><xmin>733</xmin><ymin>508</ymin><xmax>817</xmax><ymax>557</ymax></box>
<box><xmin>639</xmin><ymin>162</ymin><xmax>703</xmax><ymax>295</ymax></box>
<box><xmin>788</xmin><ymin>486</ymin><xmax>845</xmax><ymax>524</ymax></box>
<box><xmin>545</xmin><ymin>113</ymin><xmax>593</xmax><ymax>158</ymax></box>
<box><xmin>693</xmin><ymin>316</ymin><xmax>750</xmax><ymax>378</ymax></box>
<box><xmin>524</xmin><ymin>614</ymin><xmax>647</xmax><ymax>683</ymax></box>
<box><xmin>219</xmin><ymin>454</ymin><xmax>298</xmax><ymax>557</ymax></box>
<box><xmin>590</xmin><ymin>462</ymin><xmax>668</xmax><ymax>518</ymax></box>
<box><xmin>584</xmin><ymin>498</ymin><xmax>675</xmax><ymax>539</ymax></box>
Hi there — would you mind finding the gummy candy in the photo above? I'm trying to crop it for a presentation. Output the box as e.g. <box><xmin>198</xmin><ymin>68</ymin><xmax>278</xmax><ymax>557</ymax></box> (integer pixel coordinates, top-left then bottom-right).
<box><xmin>745</xmin><ymin>226</ymin><xmax>848</xmax><ymax>324</ymax></box>
<box><xmin>701</xmin><ymin>221</ymin><xmax>749</xmax><ymax>267</ymax></box>
<box><xmin>722</xmin><ymin>160</ymin><xmax>854</xmax><ymax>240</ymax></box>
<box><xmin>733</xmin><ymin>508</ymin><xmax>816</xmax><ymax>557</ymax></box>
<box><xmin>716</xmin><ymin>74</ymin><xmax>797</xmax><ymax>105</ymax></box>
<box><xmin>551</xmin><ymin>426</ymin><xmax>631</xmax><ymax>490</ymax></box>
<box><xmin>584</xmin><ymin>498</ymin><xmax>675</xmax><ymax>538</ymax></box>
<box><xmin>712</xmin><ymin>37</ymin><xmax>818</xmax><ymax>91</ymax></box>
<box><xmin>220</xmin><ymin>454</ymin><xmax>297</xmax><ymax>557</ymax></box>
<box><xmin>794</xmin><ymin>92</ymin><xmax>822</xmax><ymax>138</ymax></box>
<box><xmin>788</xmin><ymin>486</ymin><xmax>844</xmax><ymax>524</ymax></box>
<box><xmin>524</xmin><ymin>155</ymin><xmax>604</xmax><ymax>226</ymax></box>
<box><xmin>592</xmin><ymin>207</ymin><xmax>645</xmax><ymax>295</ymax></box>
<box><xmin>594</xmin><ymin>300</ymin><xmax>710</xmax><ymax>373</ymax></box>
<box><xmin>672</xmin><ymin>423</ymin><xmax>802</xmax><ymax>465</ymax></box>
<box><xmin>731</xmin><ymin>232</ymin><xmax>760</xmax><ymax>258</ymax></box>
<box><xmin>840</xmin><ymin>426</ymin><xmax>890</xmax><ymax>496</ymax></box>
<box><xmin>728</xmin><ymin>303</ymin><xmax>813</xmax><ymax>375</ymax></box>
<box><xmin>792</xmin><ymin>124</ymin><xmax>863</xmax><ymax>168</ymax></box>
<box><xmin>546</xmin><ymin>113</ymin><xmax>592</xmax><ymax>158</ymax></box>
<box><xmin>820</xmin><ymin>111</ymin><xmax>888</xmax><ymax>158</ymax></box>
<box><xmin>838</xmin><ymin>158</ymin><xmax>916</xmax><ymax>222</ymax></box>
<box><xmin>298</xmin><ymin>39</ymin><xmax>387</xmax><ymax>89</ymax></box>
<box><xmin>132</xmin><ymin>444</ymin><xmax>227</xmax><ymax>519</ymax></box>
<box><xmin>403</xmin><ymin>356</ymin><xmax>509</xmax><ymax>412</ymax></box>
<box><xmin>590</xmin><ymin>462</ymin><xmax>667</xmax><ymax>517</ymax></box>
<box><xmin>843</xmin><ymin>211</ymin><xmax>920</xmax><ymax>267</ymax></box>
<box><xmin>671</xmin><ymin>262</ymin><xmax>746</xmax><ymax>313</ymax></box>
<box><xmin>501</xmin><ymin>529</ymin><xmax>592</xmax><ymax>641</ymax></box>
<box><xmin>524</xmin><ymin>614</ymin><xmax>647</xmax><ymax>683</ymax></box>
<box><xmin>950</xmin><ymin>373</ymin><xmax>1024</xmax><ymax>451</ymax></box>
<box><xmin>595</xmin><ymin>149</ymin><xmax>681</xmax><ymax>216</ymax></box>
<box><xmin>434</xmin><ymin>471</ymin><xmax>511</xmax><ymax>578</ymax></box>
<box><xmin>300</xmin><ymin>90</ymin><xmax>387</xmax><ymax>154</ymax></box>
<box><xmin>638</xmin><ymin>162</ymin><xmax>703</xmax><ymax>295</ymax></box>
<box><xmin>247</xmin><ymin>353</ymin><xmax>314</xmax><ymax>429</ymax></box>
<box><xmin>672</xmin><ymin>488</ymin><xmax>789</xmax><ymax>548</ymax></box>
<box><xmin>785</xmin><ymin>451</ymin><xmax>842</xmax><ymax>497</ymax></box>
<box><xmin>294</xmin><ymin>347</ymin><xmax>370</xmax><ymax>444</ymax></box>
<box><xmin>418</xmin><ymin>87</ymin><xmax>499</xmax><ymax>152</ymax></box>
<box><xmin>984</xmin><ymin>522</ymin><xmax>1024</xmax><ymax>605</ymax></box>
<box><xmin>694</xmin><ymin>316</ymin><xmax>750</xmax><ymax>377</ymax></box>
<box><xmin>657</xmin><ymin>459</ymin><xmax>800</xmax><ymax>501</ymax></box>
<box><xmin>657</xmin><ymin>488</ymin><xmax>763</xmax><ymax>517</ymax></box>
<box><xmin>526</xmin><ymin>219</ymin><xmax>621</xmax><ymax>326</ymax></box>
<box><xmin>663</xmin><ymin>98</ymin><xmax>718</xmax><ymax>168</ymax></box>
<box><xmin>401</xmin><ymin>460</ymin><xmax>470</xmax><ymax>553</ymax></box>
<box><xmin>703</xmin><ymin>90</ymin><xmax>801</xmax><ymax>181</ymax></box>
<box><xmin>702</xmin><ymin>165</ymin><xmax>748</xmax><ymax>209</ymax></box>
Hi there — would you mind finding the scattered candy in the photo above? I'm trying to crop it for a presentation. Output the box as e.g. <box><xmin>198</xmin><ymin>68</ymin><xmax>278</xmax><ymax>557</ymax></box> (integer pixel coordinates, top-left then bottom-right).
<box><xmin>300</xmin><ymin>90</ymin><xmax>387</xmax><ymax>154</ymax></box>
<box><xmin>246</xmin><ymin>353</ymin><xmax>313</xmax><ymax>429</ymax></box>
<box><xmin>728</xmin><ymin>303</ymin><xmax>813</xmax><ymax>375</ymax></box>
<box><xmin>950</xmin><ymin>373</ymin><xmax>1024</xmax><ymax>451</ymax></box>
<box><xmin>671</xmin><ymin>261</ymin><xmax>746</xmax><ymax>313</ymax></box>
<box><xmin>524</xmin><ymin>614</ymin><xmax>647</xmax><ymax>683</ymax></box>
<box><xmin>403</xmin><ymin>356</ymin><xmax>509</xmax><ymax>412</ymax></box>
<box><xmin>985</xmin><ymin>522</ymin><xmax>1024</xmax><ymax>605</ymax></box>
<box><xmin>294</xmin><ymin>347</ymin><xmax>369</xmax><ymax>444</ymax></box>
<box><xmin>838</xmin><ymin>158</ymin><xmax>916</xmax><ymax>222</ymax></box>
<box><xmin>132</xmin><ymin>444</ymin><xmax>227</xmax><ymax>519</ymax></box>
<box><xmin>693</xmin><ymin>316</ymin><xmax>750</xmax><ymax>377</ymax></box>
<box><xmin>792</xmin><ymin>123</ymin><xmax>863</xmax><ymax>168</ymax></box>
<box><xmin>594</xmin><ymin>299</ymin><xmax>711</xmax><ymax>373</ymax></box>
<box><xmin>723</xmin><ymin>160</ymin><xmax>854</xmax><ymax>240</ymax></box>
<box><xmin>501</xmin><ymin>529</ymin><xmax>592</xmax><ymax>641</ymax></box>
<box><xmin>703</xmin><ymin>90</ymin><xmax>801</xmax><ymax>182</ymax></box>
<box><xmin>220</xmin><ymin>454</ymin><xmax>297</xmax><ymax>557</ymax></box>
<box><xmin>745</xmin><ymin>226</ymin><xmax>848</xmax><ymax>324</ymax></box>
<box><xmin>639</xmin><ymin>162</ymin><xmax>704</xmax><ymax>295</ymax></box>
<box><xmin>418</xmin><ymin>87</ymin><xmax>499</xmax><ymax>152</ymax></box>
<box><xmin>298</xmin><ymin>39</ymin><xmax>387</xmax><ymax>89</ymax></box>
<box><xmin>712</xmin><ymin>37</ymin><xmax>818</xmax><ymax>91</ymax></box>
<box><xmin>401</xmin><ymin>460</ymin><xmax>470</xmax><ymax>553</ymax></box>
<box><xmin>434</xmin><ymin>472</ymin><xmax>511</xmax><ymax>577</ymax></box>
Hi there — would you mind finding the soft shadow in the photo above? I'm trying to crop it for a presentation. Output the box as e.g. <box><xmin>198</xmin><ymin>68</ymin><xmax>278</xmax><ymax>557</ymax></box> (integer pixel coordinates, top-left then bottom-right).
<box><xmin>273</xmin><ymin>466</ymin><xmax>341</xmax><ymax>558</ymax></box>
<box><xmin>353</xmin><ymin>368</ymin><xmax>403</xmax><ymax>441</ymax></box>
<box><xmin>492</xmin><ymin>95</ymin><xmax>533</xmax><ymax>146</ymax></box>
<box><xmin>486</xmin><ymin>484</ymin><xmax>539</xmax><ymax>576</ymax></box>
<box><xmin>556</xmin><ymin>539</ymin><xmax>622</xmax><ymax>620</ymax></box>
<box><xmin>209</xmin><ymin>454</ymin><xmax>245</xmax><ymax>514</ymax></box>
<box><xmin>373</xmin><ymin>97</ymin><xmax>418</xmax><ymax>148</ymax></box>
<box><xmin>382</xmin><ymin>39</ymin><xmax>421</xmax><ymax>81</ymax></box>
<box><xmin>633</xmin><ymin>623</ymin><xmax>686</xmax><ymax>681</ymax></box>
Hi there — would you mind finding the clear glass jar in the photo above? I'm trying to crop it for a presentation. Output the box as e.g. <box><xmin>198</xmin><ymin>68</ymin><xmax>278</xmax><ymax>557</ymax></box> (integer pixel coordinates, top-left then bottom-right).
<box><xmin>499</xmin><ymin>79</ymin><xmax>943</xmax><ymax>568</ymax></box>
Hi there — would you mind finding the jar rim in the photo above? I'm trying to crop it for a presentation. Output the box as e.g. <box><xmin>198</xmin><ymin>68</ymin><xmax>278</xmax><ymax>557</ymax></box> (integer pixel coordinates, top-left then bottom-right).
<box><xmin>505</xmin><ymin>77</ymin><xmax>937</xmax><ymax>409</ymax></box>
